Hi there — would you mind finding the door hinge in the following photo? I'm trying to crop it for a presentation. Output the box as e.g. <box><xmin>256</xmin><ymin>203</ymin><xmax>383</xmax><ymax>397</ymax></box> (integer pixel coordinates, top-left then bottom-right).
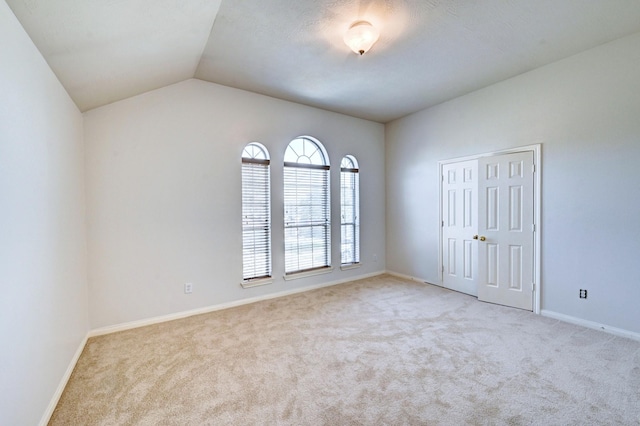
<box><xmin>532</xmin><ymin>283</ymin><xmax>536</xmax><ymax>292</ymax></box>
<box><xmin>442</xmin><ymin>220</ymin><xmax>444</xmax><ymax>227</ymax></box>
<box><xmin>532</xmin><ymin>164</ymin><xmax>536</xmax><ymax>173</ymax></box>
<box><xmin>442</xmin><ymin>265</ymin><xmax>445</xmax><ymax>273</ymax></box>
<box><xmin>532</xmin><ymin>224</ymin><xmax>535</xmax><ymax>232</ymax></box>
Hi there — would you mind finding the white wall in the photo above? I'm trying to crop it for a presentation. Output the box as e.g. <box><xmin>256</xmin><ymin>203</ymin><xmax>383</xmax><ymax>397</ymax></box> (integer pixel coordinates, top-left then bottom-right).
<box><xmin>386</xmin><ymin>32</ymin><xmax>640</xmax><ymax>335</ymax></box>
<box><xmin>84</xmin><ymin>79</ymin><xmax>385</xmax><ymax>329</ymax></box>
<box><xmin>0</xmin><ymin>2</ymin><xmax>89</xmax><ymax>425</ymax></box>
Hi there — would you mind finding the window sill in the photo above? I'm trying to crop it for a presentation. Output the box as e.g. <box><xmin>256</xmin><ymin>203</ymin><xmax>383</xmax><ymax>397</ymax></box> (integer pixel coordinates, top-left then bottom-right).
<box><xmin>240</xmin><ymin>277</ymin><xmax>273</xmax><ymax>289</ymax></box>
<box><xmin>340</xmin><ymin>263</ymin><xmax>361</xmax><ymax>271</ymax></box>
<box><xmin>284</xmin><ymin>267</ymin><xmax>333</xmax><ymax>281</ymax></box>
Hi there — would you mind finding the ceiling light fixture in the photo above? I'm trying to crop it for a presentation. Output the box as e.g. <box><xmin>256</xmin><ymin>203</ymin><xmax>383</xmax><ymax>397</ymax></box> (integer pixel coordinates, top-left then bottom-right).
<box><xmin>343</xmin><ymin>21</ymin><xmax>380</xmax><ymax>55</ymax></box>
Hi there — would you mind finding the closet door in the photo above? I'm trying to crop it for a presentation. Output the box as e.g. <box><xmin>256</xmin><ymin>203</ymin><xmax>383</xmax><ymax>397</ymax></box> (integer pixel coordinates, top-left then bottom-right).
<box><xmin>477</xmin><ymin>151</ymin><xmax>534</xmax><ymax>310</ymax></box>
<box><xmin>441</xmin><ymin>160</ymin><xmax>478</xmax><ymax>296</ymax></box>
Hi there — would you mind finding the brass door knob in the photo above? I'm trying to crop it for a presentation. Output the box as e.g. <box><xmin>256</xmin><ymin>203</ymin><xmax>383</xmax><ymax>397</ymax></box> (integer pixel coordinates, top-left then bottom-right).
<box><xmin>480</xmin><ymin>236</ymin><xmax>486</xmax><ymax>241</ymax></box>
<box><xmin>473</xmin><ymin>235</ymin><xmax>479</xmax><ymax>240</ymax></box>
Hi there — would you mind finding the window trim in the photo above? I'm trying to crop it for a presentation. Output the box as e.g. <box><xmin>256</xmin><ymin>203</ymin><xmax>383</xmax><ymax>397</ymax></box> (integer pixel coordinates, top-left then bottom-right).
<box><xmin>340</xmin><ymin>263</ymin><xmax>361</xmax><ymax>271</ymax></box>
<box><xmin>283</xmin><ymin>266</ymin><xmax>334</xmax><ymax>281</ymax></box>
<box><xmin>240</xmin><ymin>277</ymin><xmax>273</xmax><ymax>288</ymax></box>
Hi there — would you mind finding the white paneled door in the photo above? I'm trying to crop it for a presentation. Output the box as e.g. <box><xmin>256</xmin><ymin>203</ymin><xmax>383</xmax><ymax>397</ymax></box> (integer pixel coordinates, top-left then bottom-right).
<box><xmin>477</xmin><ymin>151</ymin><xmax>534</xmax><ymax>310</ymax></box>
<box><xmin>442</xmin><ymin>160</ymin><xmax>478</xmax><ymax>296</ymax></box>
<box><xmin>441</xmin><ymin>150</ymin><xmax>536</xmax><ymax>311</ymax></box>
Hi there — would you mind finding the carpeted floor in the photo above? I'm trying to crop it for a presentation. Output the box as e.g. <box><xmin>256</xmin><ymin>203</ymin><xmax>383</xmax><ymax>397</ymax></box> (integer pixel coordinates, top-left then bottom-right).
<box><xmin>50</xmin><ymin>274</ymin><xmax>640</xmax><ymax>425</ymax></box>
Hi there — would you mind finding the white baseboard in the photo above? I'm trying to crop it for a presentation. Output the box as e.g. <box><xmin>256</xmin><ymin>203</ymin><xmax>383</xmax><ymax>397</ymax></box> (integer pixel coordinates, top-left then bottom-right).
<box><xmin>385</xmin><ymin>269</ymin><xmax>439</xmax><ymax>286</ymax></box>
<box><xmin>541</xmin><ymin>309</ymin><xmax>640</xmax><ymax>342</ymax></box>
<box><xmin>38</xmin><ymin>335</ymin><xmax>88</xmax><ymax>426</ymax></box>
<box><xmin>89</xmin><ymin>270</ymin><xmax>386</xmax><ymax>337</ymax></box>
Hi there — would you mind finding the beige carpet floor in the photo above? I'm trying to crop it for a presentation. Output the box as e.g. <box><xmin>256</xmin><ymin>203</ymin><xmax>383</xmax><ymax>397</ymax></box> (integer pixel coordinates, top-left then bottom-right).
<box><xmin>50</xmin><ymin>274</ymin><xmax>640</xmax><ymax>425</ymax></box>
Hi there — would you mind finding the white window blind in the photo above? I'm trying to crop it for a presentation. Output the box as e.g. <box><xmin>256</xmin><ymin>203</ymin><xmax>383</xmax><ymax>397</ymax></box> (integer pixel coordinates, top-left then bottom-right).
<box><xmin>341</xmin><ymin>156</ymin><xmax>360</xmax><ymax>265</ymax></box>
<box><xmin>283</xmin><ymin>137</ymin><xmax>331</xmax><ymax>274</ymax></box>
<box><xmin>242</xmin><ymin>143</ymin><xmax>271</xmax><ymax>281</ymax></box>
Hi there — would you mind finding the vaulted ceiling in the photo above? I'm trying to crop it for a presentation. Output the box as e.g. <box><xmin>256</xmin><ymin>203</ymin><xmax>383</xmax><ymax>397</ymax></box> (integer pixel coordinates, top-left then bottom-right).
<box><xmin>7</xmin><ymin>0</ymin><xmax>640</xmax><ymax>122</ymax></box>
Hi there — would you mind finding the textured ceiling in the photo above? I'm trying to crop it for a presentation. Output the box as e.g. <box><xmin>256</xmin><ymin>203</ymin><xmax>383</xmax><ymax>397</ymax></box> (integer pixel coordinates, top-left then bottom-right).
<box><xmin>7</xmin><ymin>0</ymin><xmax>640</xmax><ymax>122</ymax></box>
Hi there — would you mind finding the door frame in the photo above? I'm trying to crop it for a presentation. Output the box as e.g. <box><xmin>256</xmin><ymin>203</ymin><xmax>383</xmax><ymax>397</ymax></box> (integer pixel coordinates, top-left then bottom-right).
<box><xmin>438</xmin><ymin>144</ymin><xmax>542</xmax><ymax>314</ymax></box>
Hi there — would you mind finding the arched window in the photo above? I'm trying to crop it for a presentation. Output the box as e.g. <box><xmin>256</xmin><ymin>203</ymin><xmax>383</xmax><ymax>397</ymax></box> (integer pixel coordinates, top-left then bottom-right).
<box><xmin>341</xmin><ymin>155</ymin><xmax>360</xmax><ymax>265</ymax></box>
<box><xmin>241</xmin><ymin>142</ymin><xmax>271</xmax><ymax>282</ymax></box>
<box><xmin>284</xmin><ymin>137</ymin><xmax>331</xmax><ymax>275</ymax></box>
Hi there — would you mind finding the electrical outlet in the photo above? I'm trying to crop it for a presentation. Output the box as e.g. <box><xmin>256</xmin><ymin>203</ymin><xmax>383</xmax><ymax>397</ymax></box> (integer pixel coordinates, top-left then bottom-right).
<box><xmin>579</xmin><ymin>289</ymin><xmax>587</xmax><ymax>299</ymax></box>
<box><xmin>373</xmin><ymin>254</ymin><xmax>378</xmax><ymax>263</ymax></box>
<box><xmin>184</xmin><ymin>283</ymin><xmax>193</xmax><ymax>294</ymax></box>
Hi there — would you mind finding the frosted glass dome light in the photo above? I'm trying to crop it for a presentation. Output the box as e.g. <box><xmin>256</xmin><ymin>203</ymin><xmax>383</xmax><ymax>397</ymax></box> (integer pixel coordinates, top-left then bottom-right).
<box><xmin>344</xmin><ymin>21</ymin><xmax>380</xmax><ymax>55</ymax></box>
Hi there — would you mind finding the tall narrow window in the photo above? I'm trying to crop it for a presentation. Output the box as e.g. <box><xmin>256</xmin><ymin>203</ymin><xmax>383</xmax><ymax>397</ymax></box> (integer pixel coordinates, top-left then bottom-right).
<box><xmin>241</xmin><ymin>143</ymin><xmax>271</xmax><ymax>281</ymax></box>
<box><xmin>341</xmin><ymin>155</ymin><xmax>360</xmax><ymax>265</ymax></box>
<box><xmin>284</xmin><ymin>137</ymin><xmax>331</xmax><ymax>275</ymax></box>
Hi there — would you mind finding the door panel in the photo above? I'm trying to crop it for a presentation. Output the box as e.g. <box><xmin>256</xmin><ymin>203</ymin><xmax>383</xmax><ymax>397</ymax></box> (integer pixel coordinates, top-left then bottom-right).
<box><xmin>477</xmin><ymin>152</ymin><xmax>534</xmax><ymax>310</ymax></box>
<box><xmin>442</xmin><ymin>160</ymin><xmax>478</xmax><ymax>296</ymax></box>
<box><xmin>486</xmin><ymin>243</ymin><xmax>498</xmax><ymax>286</ymax></box>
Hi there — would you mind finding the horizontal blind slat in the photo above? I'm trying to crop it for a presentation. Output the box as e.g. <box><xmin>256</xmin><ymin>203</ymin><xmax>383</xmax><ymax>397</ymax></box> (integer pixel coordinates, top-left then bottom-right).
<box><xmin>284</xmin><ymin>165</ymin><xmax>330</xmax><ymax>274</ymax></box>
<box><xmin>242</xmin><ymin>162</ymin><xmax>271</xmax><ymax>280</ymax></box>
<box><xmin>340</xmin><ymin>167</ymin><xmax>360</xmax><ymax>265</ymax></box>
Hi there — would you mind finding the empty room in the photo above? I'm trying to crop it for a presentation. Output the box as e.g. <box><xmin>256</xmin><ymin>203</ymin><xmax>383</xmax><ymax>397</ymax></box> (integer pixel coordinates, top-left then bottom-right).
<box><xmin>1</xmin><ymin>0</ymin><xmax>639</xmax><ymax>424</ymax></box>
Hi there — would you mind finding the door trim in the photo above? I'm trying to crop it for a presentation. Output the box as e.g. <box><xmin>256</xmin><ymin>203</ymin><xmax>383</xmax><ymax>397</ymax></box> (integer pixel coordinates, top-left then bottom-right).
<box><xmin>438</xmin><ymin>144</ymin><xmax>542</xmax><ymax>314</ymax></box>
